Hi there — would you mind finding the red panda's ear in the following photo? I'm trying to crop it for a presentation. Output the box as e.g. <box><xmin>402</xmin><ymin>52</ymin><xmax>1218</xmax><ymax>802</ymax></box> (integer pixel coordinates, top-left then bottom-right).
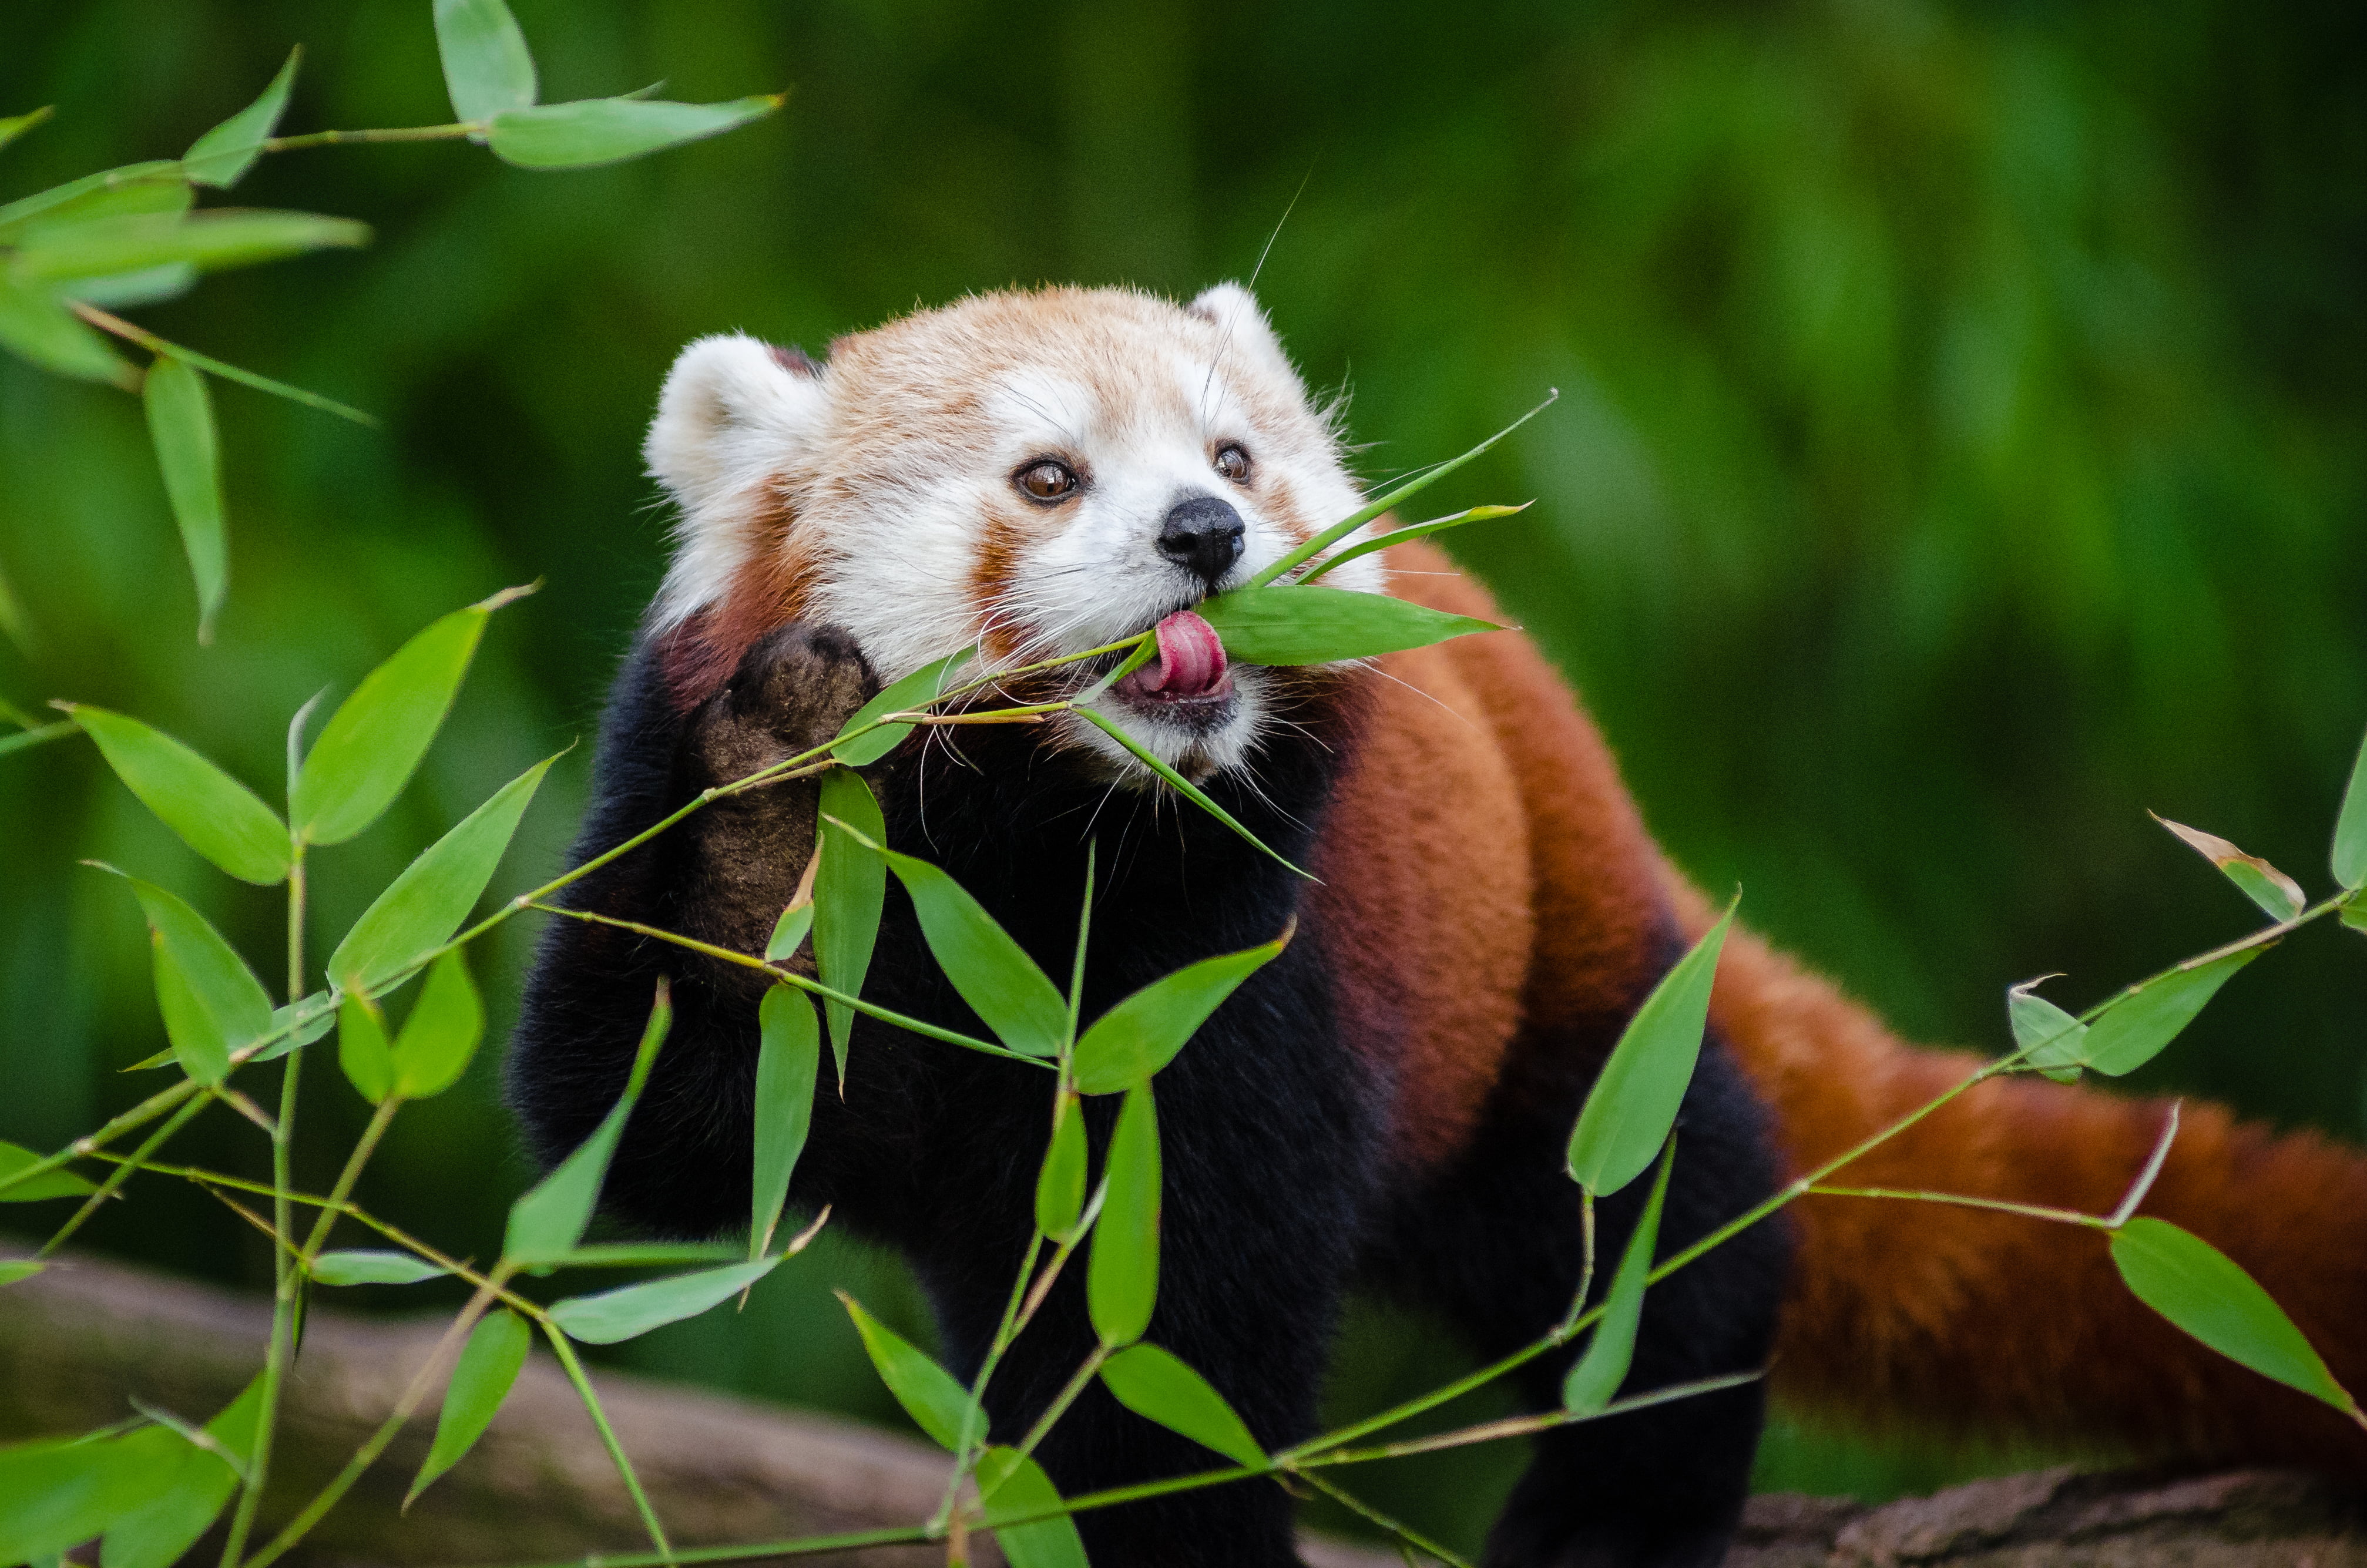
<box><xmin>646</xmin><ymin>333</ymin><xmax>830</xmax><ymax>626</ymax></box>
<box><xmin>1186</xmin><ymin>281</ymin><xmax>1304</xmax><ymax>394</ymax></box>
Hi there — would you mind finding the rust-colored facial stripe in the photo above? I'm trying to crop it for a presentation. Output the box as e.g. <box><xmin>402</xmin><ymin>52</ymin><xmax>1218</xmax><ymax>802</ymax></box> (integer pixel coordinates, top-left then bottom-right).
<box><xmin>969</xmin><ymin>505</ymin><xmax>1027</xmax><ymax>661</ymax></box>
<box><xmin>662</xmin><ymin>488</ymin><xmax>812</xmax><ymax>712</ymax></box>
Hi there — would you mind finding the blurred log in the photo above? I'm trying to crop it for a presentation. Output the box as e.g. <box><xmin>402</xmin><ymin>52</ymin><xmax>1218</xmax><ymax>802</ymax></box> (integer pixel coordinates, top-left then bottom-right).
<box><xmin>1</xmin><ymin>1250</ymin><xmax>2359</xmax><ymax>1567</ymax></box>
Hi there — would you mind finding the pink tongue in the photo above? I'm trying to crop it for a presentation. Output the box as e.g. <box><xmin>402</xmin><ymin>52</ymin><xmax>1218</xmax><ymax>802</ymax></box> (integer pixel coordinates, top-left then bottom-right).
<box><xmin>1130</xmin><ymin>610</ymin><xmax>1230</xmax><ymax>698</ymax></box>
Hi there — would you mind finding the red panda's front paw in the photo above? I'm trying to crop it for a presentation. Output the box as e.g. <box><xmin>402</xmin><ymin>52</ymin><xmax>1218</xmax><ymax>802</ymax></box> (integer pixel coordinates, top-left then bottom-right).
<box><xmin>687</xmin><ymin>623</ymin><xmax>880</xmax><ymax>790</ymax></box>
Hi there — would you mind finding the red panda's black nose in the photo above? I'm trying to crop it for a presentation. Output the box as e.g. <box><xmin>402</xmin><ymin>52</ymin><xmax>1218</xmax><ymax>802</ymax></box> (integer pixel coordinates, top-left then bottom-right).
<box><xmin>1158</xmin><ymin>494</ymin><xmax>1246</xmax><ymax>590</ymax></box>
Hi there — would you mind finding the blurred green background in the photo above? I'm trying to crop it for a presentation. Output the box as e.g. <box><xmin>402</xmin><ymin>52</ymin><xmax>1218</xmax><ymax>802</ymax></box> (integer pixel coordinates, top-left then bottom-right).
<box><xmin>3</xmin><ymin>0</ymin><xmax>2362</xmax><ymax>1552</ymax></box>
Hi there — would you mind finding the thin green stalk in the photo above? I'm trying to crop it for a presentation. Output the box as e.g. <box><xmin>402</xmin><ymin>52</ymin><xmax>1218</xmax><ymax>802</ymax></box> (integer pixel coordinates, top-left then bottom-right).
<box><xmin>258</xmin><ymin>123</ymin><xmax>483</xmax><ymax>152</ymax></box>
<box><xmin>1288</xmin><ymin>1468</ymin><xmax>1474</xmax><ymax>1568</ymax></box>
<box><xmin>296</xmin><ymin>1095</ymin><xmax>400</xmax><ymax>1263</ymax></box>
<box><xmin>221</xmin><ymin>838</ymin><xmax>311</xmax><ymax>1568</ymax></box>
<box><xmin>70</xmin><ymin>303</ymin><xmax>377</xmax><ymax>426</ymax></box>
<box><xmin>1012</xmin><ymin>1345</ymin><xmax>1109</xmax><ymax>1465</ymax></box>
<box><xmin>1295</xmin><ymin>1372</ymin><xmax>1763</xmax><ymax>1468</ymax></box>
<box><xmin>542</xmin><ymin>1319</ymin><xmax>676</xmax><ymax>1564</ymax></box>
<box><xmin>933</xmin><ymin>1229</ymin><xmax>1049</xmax><ymax>1528</ymax></box>
<box><xmin>527</xmin><ymin>899</ymin><xmax>1053</xmax><ymax>1067</ymax></box>
<box><xmin>37</xmin><ymin>1090</ymin><xmax>210</xmax><ymax>1255</ymax></box>
<box><xmin>239</xmin><ymin>1274</ymin><xmax>508</xmax><ymax>1568</ymax></box>
<box><xmin>0</xmin><ymin>1076</ymin><xmax>203</xmax><ymax>1198</ymax></box>
<box><xmin>1804</xmin><ymin>1184</ymin><xmax>2110</xmax><ymax>1228</ymax></box>
<box><xmin>1558</xmin><ymin>1188</ymin><xmax>1597</xmax><ymax>1335</ymax></box>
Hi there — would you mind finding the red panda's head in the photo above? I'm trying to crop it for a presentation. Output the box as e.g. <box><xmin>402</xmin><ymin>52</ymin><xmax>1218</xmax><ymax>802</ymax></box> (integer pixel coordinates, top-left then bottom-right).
<box><xmin>643</xmin><ymin>284</ymin><xmax>1386</xmax><ymax>783</ymax></box>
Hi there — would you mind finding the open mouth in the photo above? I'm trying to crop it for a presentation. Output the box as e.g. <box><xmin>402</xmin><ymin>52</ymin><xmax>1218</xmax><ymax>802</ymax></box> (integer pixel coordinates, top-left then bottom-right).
<box><xmin>1111</xmin><ymin>609</ymin><xmax>1234</xmax><ymax>717</ymax></box>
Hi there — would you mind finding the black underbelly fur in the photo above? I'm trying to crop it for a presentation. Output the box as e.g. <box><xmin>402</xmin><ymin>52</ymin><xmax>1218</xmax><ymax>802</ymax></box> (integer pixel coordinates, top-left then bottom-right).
<box><xmin>509</xmin><ymin>625</ymin><xmax>1788</xmax><ymax>1568</ymax></box>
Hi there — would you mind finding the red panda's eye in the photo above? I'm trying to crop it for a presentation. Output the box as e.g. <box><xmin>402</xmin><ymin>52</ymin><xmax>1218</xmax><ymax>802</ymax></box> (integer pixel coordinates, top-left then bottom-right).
<box><xmin>1016</xmin><ymin>459</ymin><xmax>1079</xmax><ymax>502</ymax></box>
<box><xmin>1213</xmin><ymin>444</ymin><xmax>1252</xmax><ymax>484</ymax></box>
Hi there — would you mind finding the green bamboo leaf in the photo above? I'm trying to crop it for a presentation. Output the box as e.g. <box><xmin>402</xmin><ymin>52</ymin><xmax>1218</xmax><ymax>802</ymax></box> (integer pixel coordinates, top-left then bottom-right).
<box><xmin>549</xmin><ymin>1257</ymin><xmax>781</xmax><ymax>1344</ymax></box>
<box><xmin>293</xmin><ymin>586</ymin><xmax>530</xmax><ymax>845</ymax></box>
<box><xmin>1034</xmin><ymin>1094</ymin><xmax>1087</xmax><ymax>1240</ymax></box>
<box><xmin>328</xmin><ymin>753</ymin><xmax>553</xmax><ymax>990</ymax></box>
<box><xmin>1196</xmin><ymin>583</ymin><xmax>1501</xmax><ymax>667</ymax></box>
<box><xmin>2335</xmin><ymin>722</ymin><xmax>2367</xmax><ymax>891</ymax></box>
<box><xmin>1563</xmin><ymin>1137</ymin><xmax>1676</xmax><ymax>1415</ymax></box>
<box><xmin>408</xmin><ymin>1308</ymin><xmax>530</xmax><ymax>1506</ymax></box>
<box><xmin>308</xmin><ymin>1250</ymin><xmax>449</xmax><ymax>1286</ymax></box>
<box><xmin>2082</xmin><ymin>949</ymin><xmax>2260</xmax><ymax>1076</ymax></box>
<box><xmin>2006</xmin><ymin>978</ymin><xmax>2087</xmax><ymax>1084</ymax></box>
<box><xmin>1292</xmin><ymin>503</ymin><xmax>1533</xmax><ymax>585</ymax></box>
<box><xmin>2155</xmin><ymin>817</ymin><xmax>2306</xmax><ymax>922</ymax></box>
<box><xmin>338</xmin><ymin>997</ymin><xmax>394</xmax><ymax>1104</ymax></box>
<box><xmin>0</xmin><ymin>1261</ymin><xmax>43</xmax><ymax>1286</ymax></box>
<box><xmin>140</xmin><ymin>355</ymin><xmax>229</xmax><ymax>640</ymax></box>
<box><xmin>485</xmin><ymin>95</ymin><xmax>783</xmax><ymax>171</ymax></box>
<box><xmin>247</xmin><ymin>993</ymin><xmax>336</xmax><ymax>1065</ymax></box>
<box><xmin>113</xmin><ymin>873</ymin><xmax>271</xmax><ymax>1084</ymax></box>
<box><xmin>9</xmin><ymin>211</ymin><xmax>368</xmax><ymax>284</ymax></box>
<box><xmin>68</xmin><ymin>706</ymin><xmax>286</xmax><ymax>884</ymax></box>
<box><xmin>751</xmin><ymin>985</ymin><xmax>820</xmax><ymax>1257</ymax></box>
<box><xmin>0</xmin><ymin>1425</ymin><xmax>180</xmax><ymax>1563</ymax></box>
<box><xmin>2344</xmin><ymin>892</ymin><xmax>2367</xmax><ymax>936</ymax></box>
<box><xmin>434</xmin><ymin>0</ymin><xmax>538</xmax><ymax>123</ymax></box>
<box><xmin>1070</xmin><ymin>925</ymin><xmax>1291</xmax><ymax>1094</ymax></box>
<box><xmin>391</xmin><ymin>950</ymin><xmax>484</xmax><ymax>1099</ymax></box>
<box><xmin>67</xmin><ymin>262</ymin><xmax>197</xmax><ymax>310</ymax></box>
<box><xmin>1076</xmin><ymin>707</ymin><xmax>1311</xmax><ymax>879</ymax></box>
<box><xmin>0</xmin><ymin>162</ymin><xmax>188</xmax><ymax>239</ymax></box>
<box><xmin>502</xmin><ymin>982</ymin><xmax>670</xmax><ymax>1264</ymax></box>
<box><xmin>0</xmin><ymin>108</ymin><xmax>52</xmax><ymax>155</ymax></box>
<box><xmin>1566</xmin><ymin>900</ymin><xmax>1735</xmax><ymax>1196</ymax></box>
<box><xmin>834</xmin><ymin>825</ymin><xmax>1066</xmax><ymax>1059</ymax></box>
<box><xmin>0</xmin><ymin>1140</ymin><xmax>95</xmax><ymax>1202</ymax></box>
<box><xmin>2110</xmin><ymin>1217</ymin><xmax>2359</xmax><ymax>1413</ymax></box>
<box><xmin>99</xmin><ymin>1377</ymin><xmax>263</xmax><ymax>1568</ymax></box>
<box><xmin>977</xmin><ymin>1447</ymin><xmax>1090</xmax><ymax>1568</ymax></box>
<box><xmin>831</xmin><ymin>647</ymin><xmax>973</xmax><ymax>766</ymax></box>
<box><xmin>0</xmin><ymin>271</ymin><xmax>131</xmax><ymax>383</ymax></box>
<box><xmin>1247</xmin><ymin>390</ymin><xmax>1559</xmax><ymax>588</ymax></box>
<box><xmin>1099</xmin><ymin>1342</ymin><xmax>1264</xmax><ymax>1466</ymax></box>
<box><xmin>839</xmin><ymin>1292</ymin><xmax>971</xmax><ymax>1449</ymax></box>
<box><xmin>814</xmin><ymin>768</ymin><xmax>885</xmax><ymax>1087</ymax></box>
<box><xmin>1087</xmin><ymin>1081</ymin><xmax>1160</xmax><ymax>1347</ymax></box>
<box><xmin>766</xmin><ymin>899</ymin><xmax>813</xmax><ymax>960</ymax></box>
<box><xmin>183</xmin><ymin>47</ymin><xmax>300</xmax><ymax>188</ymax></box>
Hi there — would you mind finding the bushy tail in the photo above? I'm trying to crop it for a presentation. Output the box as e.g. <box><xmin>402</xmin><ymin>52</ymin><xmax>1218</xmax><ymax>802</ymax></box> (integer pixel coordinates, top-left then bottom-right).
<box><xmin>1675</xmin><ymin>882</ymin><xmax>2367</xmax><ymax>1472</ymax></box>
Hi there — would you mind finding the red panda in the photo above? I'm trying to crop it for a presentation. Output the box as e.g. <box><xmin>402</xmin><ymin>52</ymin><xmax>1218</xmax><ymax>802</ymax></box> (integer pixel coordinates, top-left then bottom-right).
<box><xmin>509</xmin><ymin>284</ymin><xmax>2367</xmax><ymax>1568</ymax></box>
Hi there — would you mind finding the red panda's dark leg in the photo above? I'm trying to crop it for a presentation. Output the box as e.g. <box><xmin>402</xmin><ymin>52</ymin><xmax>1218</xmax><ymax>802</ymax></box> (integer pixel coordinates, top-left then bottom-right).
<box><xmin>1367</xmin><ymin>1035</ymin><xmax>1789</xmax><ymax>1568</ymax></box>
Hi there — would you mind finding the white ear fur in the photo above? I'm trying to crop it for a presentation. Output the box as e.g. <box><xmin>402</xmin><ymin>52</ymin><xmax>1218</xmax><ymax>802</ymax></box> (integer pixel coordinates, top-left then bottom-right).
<box><xmin>644</xmin><ymin>334</ymin><xmax>829</xmax><ymax>624</ymax></box>
<box><xmin>1187</xmin><ymin>281</ymin><xmax>1302</xmax><ymax>391</ymax></box>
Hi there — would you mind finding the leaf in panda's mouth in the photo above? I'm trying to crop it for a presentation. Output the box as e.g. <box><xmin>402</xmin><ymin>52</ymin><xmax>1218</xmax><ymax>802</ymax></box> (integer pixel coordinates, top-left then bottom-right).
<box><xmin>1114</xmin><ymin>610</ymin><xmax>1232</xmax><ymax>703</ymax></box>
<box><xmin>1194</xmin><ymin>584</ymin><xmax>1503</xmax><ymax>667</ymax></box>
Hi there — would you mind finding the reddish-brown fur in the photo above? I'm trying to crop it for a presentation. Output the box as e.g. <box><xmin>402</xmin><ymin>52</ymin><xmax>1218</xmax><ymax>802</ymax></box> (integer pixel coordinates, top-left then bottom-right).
<box><xmin>1341</xmin><ymin>539</ymin><xmax>2367</xmax><ymax>1470</ymax></box>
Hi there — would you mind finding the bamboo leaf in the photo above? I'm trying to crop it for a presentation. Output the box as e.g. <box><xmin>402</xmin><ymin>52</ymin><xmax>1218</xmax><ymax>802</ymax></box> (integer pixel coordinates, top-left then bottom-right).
<box><xmin>1070</xmin><ymin>925</ymin><xmax>1290</xmax><ymax>1094</ymax></box>
<box><xmin>433</xmin><ymin>0</ymin><xmax>538</xmax><ymax>122</ymax></box>
<box><xmin>1566</xmin><ymin>900</ymin><xmax>1735</xmax><ymax>1196</ymax></box>
<box><xmin>1087</xmin><ymin>1081</ymin><xmax>1160</xmax><ymax>1347</ymax></box>
<box><xmin>140</xmin><ymin>355</ymin><xmax>229</xmax><ymax>640</ymax></box>
<box><xmin>832</xmin><ymin>647</ymin><xmax>972</xmax><ymax>766</ymax></box>
<box><xmin>1292</xmin><ymin>503</ymin><xmax>1532</xmax><ymax>585</ymax></box>
<box><xmin>0</xmin><ymin>108</ymin><xmax>52</xmax><ymax>155</ymax></box>
<box><xmin>1196</xmin><ymin>583</ymin><xmax>1500</xmax><ymax>667</ymax></box>
<box><xmin>833</xmin><ymin>824</ymin><xmax>1067</xmax><ymax>1059</ymax></box>
<box><xmin>977</xmin><ymin>1447</ymin><xmax>1090</xmax><ymax>1568</ymax></box>
<box><xmin>486</xmin><ymin>95</ymin><xmax>783</xmax><ymax>171</ymax></box>
<box><xmin>2082</xmin><ymin>949</ymin><xmax>2260</xmax><ymax>1076</ymax></box>
<box><xmin>99</xmin><ymin>1377</ymin><xmax>263</xmax><ymax>1568</ymax></box>
<box><xmin>0</xmin><ymin>271</ymin><xmax>131</xmax><ymax>382</ymax></box>
<box><xmin>2155</xmin><ymin>816</ymin><xmax>2306</xmax><ymax>922</ymax></box>
<box><xmin>2110</xmin><ymin>1217</ymin><xmax>2358</xmax><ymax>1415</ymax></box>
<box><xmin>293</xmin><ymin>587</ymin><xmax>529</xmax><ymax>845</ymax></box>
<box><xmin>502</xmin><ymin>982</ymin><xmax>670</xmax><ymax>1264</ymax></box>
<box><xmin>112</xmin><ymin>872</ymin><xmax>271</xmax><ymax>1084</ymax></box>
<box><xmin>2335</xmin><ymin>721</ymin><xmax>2367</xmax><ymax>891</ymax></box>
<box><xmin>1563</xmin><ymin>1137</ymin><xmax>1675</xmax><ymax>1415</ymax></box>
<box><xmin>1035</xmin><ymin>1094</ymin><xmax>1087</xmax><ymax>1240</ymax></box>
<box><xmin>0</xmin><ymin>162</ymin><xmax>188</xmax><ymax>238</ymax></box>
<box><xmin>1099</xmin><ymin>1342</ymin><xmax>1264</xmax><ymax>1466</ymax></box>
<box><xmin>337</xmin><ymin>996</ymin><xmax>395</xmax><ymax>1105</ymax></box>
<box><xmin>750</xmin><ymin>986</ymin><xmax>820</xmax><ymax>1257</ymax></box>
<box><xmin>66</xmin><ymin>706</ymin><xmax>287</xmax><ymax>884</ymax></box>
<box><xmin>549</xmin><ymin>1257</ymin><xmax>781</xmax><ymax>1344</ymax></box>
<box><xmin>0</xmin><ymin>1140</ymin><xmax>95</xmax><ymax>1202</ymax></box>
<box><xmin>390</xmin><ymin>950</ymin><xmax>484</xmax><ymax>1099</ymax></box>
<box><xmin>839</xmin><ymin>1292</ymin><xmax>971</xmax><ymax>1449</ymax></box>
<box><xmin>408</xmin><ymin>1309</ymin><xmax>531</xmax><ymax>1506</ymax></box>
<box><xmin>813</xmin><ymin>768</ymin><xmax>885</xmax><ymax>1087</ymax></box>
<box><xmin>308</xmin><ymin>1250</ymin><xmax>449</xmax><ymax>1286</ymax></box>
<box><xmin>328</xmin><ymin>753</ymin><xmax>553</xmax><ymax>989</ymax></box>
<box><xmin>1076</xmin><ymin>706</ymin><xmax>1311</xmax><ymax>878</ymax></box>
<box><xmin>183</xmin><ymin>48</ymin><xmax>300</xmax><ymax>188</ymax></box>
<box><xmin>9</xmin><ymin>210</ymin><xmax>368</xmax><ymax>284</ymax></box>
<box><xmin>2006</xmin><ymin>977</ymin><xmax>2087</xmax><ymax>1083</ymax></box>
<box><xmin>0</xmin><ymin>1426</ymin><xmax>178</xmax><ymax>1563</ymax></box>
